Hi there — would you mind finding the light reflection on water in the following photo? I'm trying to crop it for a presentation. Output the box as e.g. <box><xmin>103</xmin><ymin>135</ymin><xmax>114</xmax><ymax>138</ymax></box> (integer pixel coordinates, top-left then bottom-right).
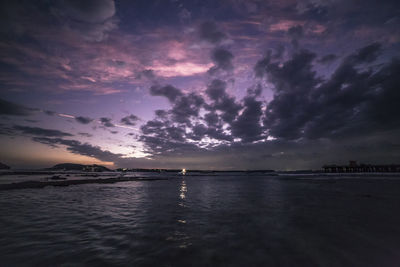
<box><xmin>180</xmin><ymin>179</ymin><xmax>187</xmax><ymax>200</ymax></box>
<box><xmin>1</xmin><ymin>175</ymin><xmax>400</xmax><ymax>266</ymax></box>
<box><xmin>174</xmin><ymin>178</ymin><xmax>191</xmax><ymax>249</ymax></box>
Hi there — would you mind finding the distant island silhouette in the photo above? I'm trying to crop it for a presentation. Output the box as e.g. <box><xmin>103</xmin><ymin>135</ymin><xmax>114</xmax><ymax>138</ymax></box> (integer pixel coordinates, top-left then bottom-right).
<box><xmin>1</xmin><ymin>161</ymin><xmax>400</xmax><ymax>173</ymax></box>
<box><xmin>0</xmin><ymin>162</ymin><xmax>10</xmax><ymax>170</ymax></box>
<box><xmin>1</xmin><ymin>161</ymin><xmax>400</xmax><ymax>191</ymax></box>
<box><xmin>48</xmin><ymin>163</ymin><xmax>111</xmax><ymax>172</ymax></box>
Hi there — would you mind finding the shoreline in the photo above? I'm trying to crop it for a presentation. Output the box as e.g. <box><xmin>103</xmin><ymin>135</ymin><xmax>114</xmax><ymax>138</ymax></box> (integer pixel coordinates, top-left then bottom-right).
<box><xmin>0</xmin><ymin>176</ymin><xmax>168</xmax><ymax>191</ymax></box>
<box><xmin>1</xmin><ymin>172</ymin><xmax>400</xmax><ymax>191</ymax></box>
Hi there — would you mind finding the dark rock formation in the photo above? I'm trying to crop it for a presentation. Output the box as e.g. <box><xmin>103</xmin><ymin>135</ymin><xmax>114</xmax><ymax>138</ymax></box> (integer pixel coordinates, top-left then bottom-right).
<box><xmin>0</xmin><ymin>162</ymin><xmax>10</xmax><ymax>170</ymax></box>
<box><xmin>49</xmin><ymin>163</ymin><xmax>111</xmax><ymax>172</ymax></box>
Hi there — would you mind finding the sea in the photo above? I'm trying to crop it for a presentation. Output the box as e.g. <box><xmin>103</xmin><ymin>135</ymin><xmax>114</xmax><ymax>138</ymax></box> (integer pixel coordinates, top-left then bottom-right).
<box><xmin>1</xmin><ymin>172</ymin><xmax>400</xmax><ymax>266</ymax></box>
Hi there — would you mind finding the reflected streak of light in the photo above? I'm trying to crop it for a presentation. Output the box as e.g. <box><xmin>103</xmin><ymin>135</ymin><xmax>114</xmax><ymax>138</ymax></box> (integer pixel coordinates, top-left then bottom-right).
<box><xmin>180</xmin><ymin>180</ymin><xmax>187</xmax><ymax>200</ymax></box>
<box><xmin>176</xmin><ymin>179</ymin><xmax>190</xmax><ymax>248</ymax></box>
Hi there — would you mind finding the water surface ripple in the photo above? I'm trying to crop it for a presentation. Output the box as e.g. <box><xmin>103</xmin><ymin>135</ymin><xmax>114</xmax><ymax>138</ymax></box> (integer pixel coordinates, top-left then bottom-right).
<box><xmin>1</xmin><ymin>174</ymin><xmax>400</xmax><ymax>266</ymax></box>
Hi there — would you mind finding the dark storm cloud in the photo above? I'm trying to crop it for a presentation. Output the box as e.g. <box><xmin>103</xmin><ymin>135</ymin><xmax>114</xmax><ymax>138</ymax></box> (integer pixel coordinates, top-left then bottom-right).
<box><xmin>141</xmin><ymin>83</ymin><xmax>233</xmax><ymax>155</ymax></box>
<box><xmin>188</xmin><ymin>124</ymin><xmax>207</xmax><ymax>141</ymax></box>
<box><xmin>199</xmin><ymin>21</ymin><xmax>226</xmax><ymax>44</ymax></box>
<box><xmin>13</xmin><ymin>125</ymin><xmax>73</xmax><ymax>137</ymax></box>
<box><xmin>54</xmin><ymin>0</ymin><xmax>116</xmax><ymax>23</ymax></box>
<box><xmin>0</xmin><ymin>124</ymin><xmax>15</xmax><ymax>136</ymax></box>
<box><xmin>24</xmin><ymin>119</ymin><xmax>39</xmax><ymax>123</ymax></box>
<box><xmin>335</xmin><ymin>0</ymin><xmax>399</xmax><ymax>28</ymax></box>
<box><xmin>297</xmin><ymin>2</ymin><xmax>329</xmax><ymax>22</ymax></box>
<box><xmin>44</xmin><ymin>110</ymin><xmax>56</xmax><ymax>116</ymax></box>
<box><xmin>273</xmin><ymin>45</ymin><xmax>285</xmax><ymax>60</ymax></box>
<box><xmin>292</xmin><ymin>0</ymin><xmax>399</xmax><ymax>38</ymax></box>
<box><xmin>0</xmin><ymin>98</ymin><xmax>34</xmax><ymax>116</ymax></box>
<box><xmin>205</xmin><ymin>79</ymin><xmax>226</xmax><ymax>101</ymax></box>
<box><xmin>231</xmin><ymin>86</ymin><xmax>264</xmax><ymax>142</ymax></box>
<box><xmin>141</xmin><ymin>79</ymin><xmax>242</xmax><ymax>155</ymax></box>
<box><xmin>287</xmin><ymin>25</ymin><xmax>303</xmax><ymax>48</ymax></box>
<box><xmin>255</xmin><ymin>42</ymin><xmax>400</xmax><ymax>141</ymax></box>
<box><xmin>120</xmin><ymin>114</ymin><xmax>140</xmax><ymax>126</ymax></box>
<box><xmin>254</xmin><ymin>51</ymin><xmax>272</xmax><ymax>78</ymax></box>
<box><xmin>29</xmin><ymin>135</ymin><xmax>155</xmax><ymax>168</ymax></box>
<box><xmin>208</xmin><ymin>48</ymin><xmax>234</xmax><ymax>75</ymax></box>
<box><xmin>141</xmin><ymin>113</ymin><xmax>186</xmax><ymax>144</ymax></box>
<box><xmin>100</xmin><ymin>117</ymin><xmax>115</xmax><ymax>127</ymax></box>
<box><xmin>170</xmin><ymin>93</ymin><xmax>204</xmax><ymax>125</ymax></box>
<box><xmin>195</xmin><ymin>112</ymin><xmax>233</xmax><ymax>142</ymax></box>
<box><xmin>256</xmin><ymin>48</ymin><xmax>319</xmax><ymax>92</ymax></box>
<box><xmin>155</xmin><ymin>109</ymin><xmax>168</xmax><ymax>118</ymax></box>
<box><xmin>204</xmin><ymin>112</ymin><xmax>219</xmax><ymax>126</ymax></box>
<box><xmin>141</xmin><ymin>120</ymin><xmax>166</xmax><ymax>136</ymax></box>
<box><xmin>299</xmin><ymin>44</ymin><xmax>386</xmax><ymax>139</ymax></box>
<box><xmin>0</xmin><ymin>0</ymin><xmax>122</xmax><ymax>99</ymax></box>
<box><xmin>205</xmin><ymin>79</ymin><xmax>241</xmax><ymax>123</ymax></box>
<box><xmin>318</xmin><ymin>54</ymin><xmax>337</xmax><ymax>64</ymax></box>
<box><xmin>149</xmin><ymin>85</ymin><xmax>183</xmax><ymax>102</ymax></box>
<box><xmin>0</xmin><ymin>0</ymin><xmax>118</xmax><ymax>42</ymax></box>
<box><xmin>255</xmin><ymin>49</ymin><xmax>321</xmax><ymax>139</ymax></box>
<box><xmin>140</xmin><ymin>115</ymin><xmax>202</xmax><ymax>155</ymax></box>
<box><xmin>346</xmin><ymin>42</ymin><xmax>382</xmax><ymax>64</ymax></box>
<box><xmin>51</xmin><ymin>0</ymin><xmax>118</xmax><ymax>41</ymax></box>
<box><xmin>75</xmin><ymin>116</ymin><xmax>93</xmax><ymax>124</ymax></box>
<box><xmin>140</xmin><ymin>134</ymin><xmax>203</xmax><ymax>156</ymax></box>
<box><xmin>32</xmin><ymin>137</ymin><xmax>121</xmax><ymax>162</ymax></box>
<box><xmin>364</xmin><ymin>58</ymin><xmax>400</xmax><ymax>129</ymax></box>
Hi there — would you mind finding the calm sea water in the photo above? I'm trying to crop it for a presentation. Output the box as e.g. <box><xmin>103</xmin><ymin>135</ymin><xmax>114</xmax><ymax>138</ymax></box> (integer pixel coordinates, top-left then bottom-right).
<box><xmin>1</xmin><ymin>174</ymin><xmax>400</xmax><ymax>266</ymax></box>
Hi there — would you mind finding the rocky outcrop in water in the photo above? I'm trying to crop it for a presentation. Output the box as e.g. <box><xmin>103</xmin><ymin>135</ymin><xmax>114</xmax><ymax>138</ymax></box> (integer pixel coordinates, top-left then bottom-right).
<box><xmin>0</xmin><ymin>162</ymin><xmax>10</xmax><ymax>170</ymax></box>
<box><xmin>49</xmin><ymin>163</ymin><xmax>111</xmax><ymax>172</ymax></box>
<box><xmin>0</xmin><ymin>176</ymin><xmax>167</xmax><ymax>191</ymax></box>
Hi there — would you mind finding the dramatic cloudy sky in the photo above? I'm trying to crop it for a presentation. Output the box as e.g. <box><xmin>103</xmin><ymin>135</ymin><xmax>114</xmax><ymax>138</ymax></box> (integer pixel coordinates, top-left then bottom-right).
<box><xmin>0</xmin><ymin>0</ymin><xmax>399</xmax><ymax>170</ymax></box>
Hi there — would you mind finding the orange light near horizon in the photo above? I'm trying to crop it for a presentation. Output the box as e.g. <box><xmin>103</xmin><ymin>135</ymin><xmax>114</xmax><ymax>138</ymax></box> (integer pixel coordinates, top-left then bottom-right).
<box><xmin>0</xmin><ymin>136</ymin><xmax>116</xmax><ymax>168</ymax></box>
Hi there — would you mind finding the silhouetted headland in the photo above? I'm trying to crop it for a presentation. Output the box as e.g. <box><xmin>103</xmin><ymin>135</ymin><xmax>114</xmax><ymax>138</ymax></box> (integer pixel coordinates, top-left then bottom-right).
<box><xmin>0</xmin><ymin>162</ymin><xmax>10</xmax><ymax>170</ymax></box>
<box><xmin>0</xmin><ymin>176</ymin><xmax>168</xmax><ymax>191</ymax></box>
<box><xmin>49</xmin><ymin>163</ymin><xmax>111</xmax><ymax>172</ymax></box>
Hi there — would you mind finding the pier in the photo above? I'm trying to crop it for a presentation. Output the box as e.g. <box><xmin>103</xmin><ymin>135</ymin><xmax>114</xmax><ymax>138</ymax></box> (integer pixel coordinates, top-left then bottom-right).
<box><xmin>323</xmin><ymin>161</ymin><xmax>400</xmax><ymax>173</ymax></box>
